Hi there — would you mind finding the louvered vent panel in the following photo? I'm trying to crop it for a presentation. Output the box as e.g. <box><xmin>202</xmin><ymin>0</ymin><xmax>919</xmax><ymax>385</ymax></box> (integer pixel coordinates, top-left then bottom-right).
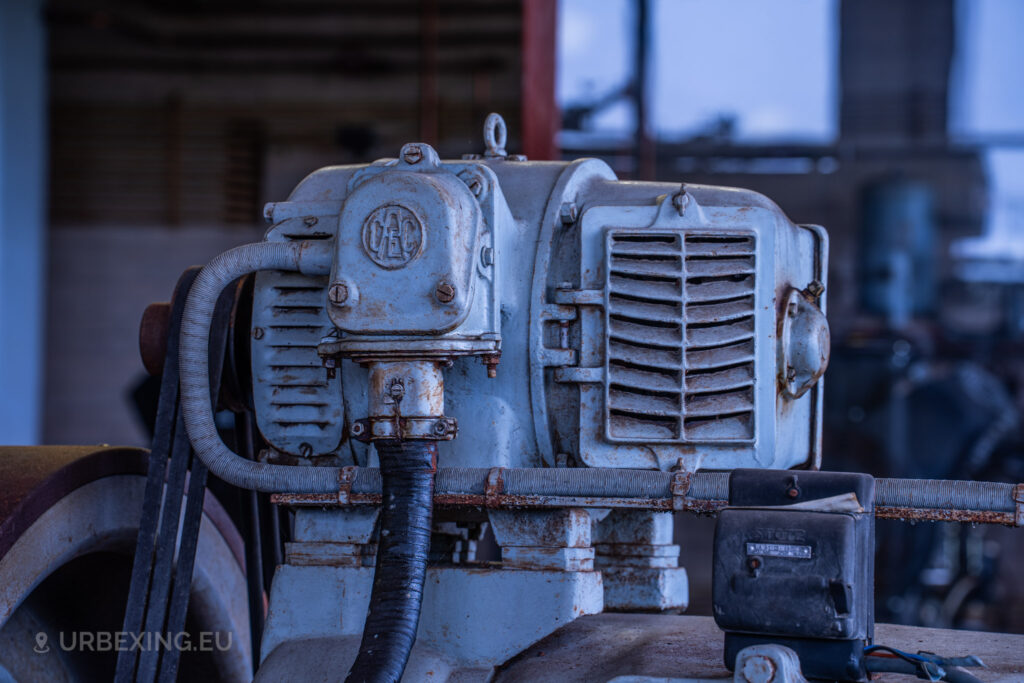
<box><xmin>604</xmin><ymin>230</ymin><xmax>756</xmax><ymax>443</ymax></box>
<box><xmin>605</xmin><ymin>233</ymin><xmax>685</xmax><ymax>441</ymax></box>
<box><xmin>256</xmin><ymin>272</ymin><xmax>340</xmax><ymax>451</ymax></box>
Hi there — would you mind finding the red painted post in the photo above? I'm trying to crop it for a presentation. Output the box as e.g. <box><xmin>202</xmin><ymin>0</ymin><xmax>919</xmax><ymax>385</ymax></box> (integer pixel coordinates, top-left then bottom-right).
<box><xmin>521</xmin><ymin>0</ymin><xmax>559</xmax><ymax>161</ymax></box>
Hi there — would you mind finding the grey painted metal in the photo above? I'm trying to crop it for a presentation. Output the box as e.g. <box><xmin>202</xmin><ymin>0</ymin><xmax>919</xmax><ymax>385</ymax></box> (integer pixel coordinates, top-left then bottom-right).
<box><xmin>229</xmin><ymin>119</ymin><xmax>828</xmax><ymax>475</ymax></box>
<box><xmin>570</xmin><ymin>187</ymin><xmax>827</xmax><ymax>472</ymax></box>
<box><xmin>594</xmin><ymin>510</ymin><xmax>688</xmax><ymax>612</ymax></box>
<box><xmin>259</xmin><ymin>508</ymin><xmax>602</xmax><ymax>677</ymax></box>
<box><xmin>172</xmin><ymin>116</ymin><xmax>834</xmax><ymax>680</ymax></box>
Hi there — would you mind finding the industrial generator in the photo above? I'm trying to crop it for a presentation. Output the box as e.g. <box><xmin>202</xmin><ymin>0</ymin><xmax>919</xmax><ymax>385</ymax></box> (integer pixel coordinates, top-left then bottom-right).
<box><xmin>1</xmin><ymin>115</ymin><xmax>1020</xmax><ymax>683</ymax></box>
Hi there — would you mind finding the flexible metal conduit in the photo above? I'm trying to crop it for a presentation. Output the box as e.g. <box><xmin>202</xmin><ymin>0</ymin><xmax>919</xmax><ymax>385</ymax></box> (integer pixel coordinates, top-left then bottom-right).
<box><xmin>875</xmin><ymin>478</ymin><xmax>1015</xmax><ymax>512</ymax></box>
<box><xmin>178</xmin><ymin>240</ymin><xmax>341</xmax><ymax>493</ymax></box>
<box><xmin>341</xmin><ymin>468</ymin><xmax>1019</xmax><ymax>519</ymax></box>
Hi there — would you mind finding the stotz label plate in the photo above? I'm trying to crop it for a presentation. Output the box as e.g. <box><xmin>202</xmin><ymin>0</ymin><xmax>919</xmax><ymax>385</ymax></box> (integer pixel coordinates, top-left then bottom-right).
<box><xmin>745</xmin><ymin>542</ymin><xmax>812</xmax><ymax>559</ymax></box>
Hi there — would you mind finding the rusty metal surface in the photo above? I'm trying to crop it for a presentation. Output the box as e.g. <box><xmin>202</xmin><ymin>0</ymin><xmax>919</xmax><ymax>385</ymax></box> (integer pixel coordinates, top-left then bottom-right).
<box><xmin>139</xmin><ymin>301</ymin><xmax>171</xmax><ymax>376</ymax></box>
<box><xmin>494</xmin><ymin>614</ymin><xmax>1024</xmax><ymax>683</ymax></box>
<box><xmin>874</xmin><ymin>506</ymin><xmax>1016</xmax><ymax>526</ymax></box>
<box><xmin>0</xmin><ymin>446</ymin><xmax>148</xmax><ymax>560</ymax></box>
<box><xmin>269</xmin><ymin>467</ymin><xmax>1024</xmax><ymax>527</ymax></box>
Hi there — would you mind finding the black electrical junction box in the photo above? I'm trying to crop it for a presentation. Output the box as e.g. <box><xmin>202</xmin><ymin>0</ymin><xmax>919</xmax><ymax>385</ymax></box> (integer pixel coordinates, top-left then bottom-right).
<box><xmin>712</xmin><ymin>469</ymin><xmax>875</xmax><ymax>682</ymax></box>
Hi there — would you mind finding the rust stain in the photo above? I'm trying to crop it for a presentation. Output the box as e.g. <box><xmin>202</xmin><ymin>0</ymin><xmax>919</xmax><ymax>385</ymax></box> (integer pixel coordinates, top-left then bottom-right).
<box><xmin>874</xmin><ymin>506</ymin><xmax>1016</xmax><ymax>526</ymax></box>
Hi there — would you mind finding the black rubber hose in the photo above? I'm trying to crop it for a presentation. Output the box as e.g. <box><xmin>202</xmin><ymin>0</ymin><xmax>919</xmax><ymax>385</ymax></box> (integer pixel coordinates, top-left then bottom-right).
<box><xmin>346</xmin><ymin>441</ymin><xmax>437</xmax><ymax>683</ymax></box>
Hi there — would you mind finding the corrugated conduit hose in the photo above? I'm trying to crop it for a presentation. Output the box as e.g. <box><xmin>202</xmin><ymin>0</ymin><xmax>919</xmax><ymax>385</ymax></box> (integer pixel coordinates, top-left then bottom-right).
<box><xmin>178</xmin><ymin>240</ymin><xmax>341</xmax><ymax>493</ymax></box>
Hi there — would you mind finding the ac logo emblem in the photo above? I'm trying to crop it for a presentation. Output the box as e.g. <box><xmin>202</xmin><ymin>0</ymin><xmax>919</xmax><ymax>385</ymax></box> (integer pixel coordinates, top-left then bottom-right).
<box><xmin>361</xmin><ymin>204</ymin><xmax>424</xmax><ymax>269</ymax></box>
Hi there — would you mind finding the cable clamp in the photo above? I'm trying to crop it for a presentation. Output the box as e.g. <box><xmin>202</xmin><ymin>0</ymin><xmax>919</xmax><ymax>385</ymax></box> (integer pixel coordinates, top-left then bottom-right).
<box><xmin>338</xmin><ymin>466</ymin><xmax>357</xmax><ymax>505</ymax></box>
<box><xmin>671</xmin><ymin>470</ymin><xmax>693</xmax><ymax>511</ymax></box>
<box><xmin>485</xmin><ymin>467</ymin><xmax>505</xmax><ymax>508</ymax></box>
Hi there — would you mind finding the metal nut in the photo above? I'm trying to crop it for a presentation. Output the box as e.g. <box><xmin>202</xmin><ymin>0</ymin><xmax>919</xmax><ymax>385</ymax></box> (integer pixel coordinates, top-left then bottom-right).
<box><xmin>807</xmin><ymin>280</ymin><xmax>825</xmax><ymax>298</ymax></box>
<box><xmin>350</xmin><ymin>422</ymin><xmax>365</xmax><ymax>436</ymax></box>
<box><xmin>403</xmin><ymin>145</ymin><xmax>423</xmax><ymax>164</ymax></box>
<box><xmin>328</xmin><ymin>282</ymin><xmax>349</xmax><ymax>306</ymax></box>
<box><xmin>435</xmin><ymin>282</ymin><xmax>456</xmax><ymax>303</ymax></box>
<box><xmin>433</xmin><ymin>420</ymin><xmax>449</xmax><ymax>436</ymax></box>
<box><xmin>481</xmin><ymin>246</ymin><xmax>494</xmax><ymax>266</ymax></box>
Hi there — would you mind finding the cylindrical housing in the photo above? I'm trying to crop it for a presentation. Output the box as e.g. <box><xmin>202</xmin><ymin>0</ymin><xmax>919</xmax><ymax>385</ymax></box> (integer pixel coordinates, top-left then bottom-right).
<box><xmin>368</xmin><ymin>361</ymin><xmax>445</xmax><ymax>418</ymax></box>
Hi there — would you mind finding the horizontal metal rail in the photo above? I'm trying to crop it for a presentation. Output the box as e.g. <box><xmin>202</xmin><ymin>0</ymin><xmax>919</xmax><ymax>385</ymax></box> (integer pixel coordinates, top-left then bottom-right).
<box><xmin>270</xmin><ymin>467</ymin><xmax>1024</xmax><ymax>527</ymax></box>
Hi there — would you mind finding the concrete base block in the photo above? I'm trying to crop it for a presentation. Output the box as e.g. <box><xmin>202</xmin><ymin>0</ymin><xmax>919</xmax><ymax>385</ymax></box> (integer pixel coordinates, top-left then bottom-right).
<box><xmin>260</xmin><ymin>563</ymin><xmax>604</xmax><ymax>672</ymax></box>
<box><xmin>601</xmin><ymin>566</ymin><xmax>689</xmax><ymax>612</ymax></box>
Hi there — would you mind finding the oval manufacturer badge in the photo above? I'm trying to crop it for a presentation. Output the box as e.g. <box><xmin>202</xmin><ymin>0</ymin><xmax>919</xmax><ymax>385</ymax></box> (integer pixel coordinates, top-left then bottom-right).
<box><xmin>361</xmin><ymin>204</ymin><xmax>424</xmax><ymax>269</ymax></box>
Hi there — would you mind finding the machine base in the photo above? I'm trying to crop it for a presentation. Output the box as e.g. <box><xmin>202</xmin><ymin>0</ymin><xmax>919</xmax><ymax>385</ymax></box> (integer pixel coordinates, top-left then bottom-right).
<box><xmin>259</xmin><ymin>563</ymin><xmax>603</xmax><ymax>678</ymax></box>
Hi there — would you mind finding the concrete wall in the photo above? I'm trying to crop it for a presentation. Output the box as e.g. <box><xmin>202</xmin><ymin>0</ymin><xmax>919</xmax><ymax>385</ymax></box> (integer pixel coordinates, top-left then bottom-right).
<box><xmin>43</xmin><ymin>224</ymin><xmax>261</xmax><ymax>446</ymax></box>
<box><xmin>0</xmin><ymin>0</ymin><xmax>47</xmax><ymax>444</ymax></box>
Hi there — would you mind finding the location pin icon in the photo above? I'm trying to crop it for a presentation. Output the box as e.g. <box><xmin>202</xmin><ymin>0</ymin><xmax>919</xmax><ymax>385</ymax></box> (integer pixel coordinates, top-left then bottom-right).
<box><xmin>34</xmin><ymin>631</ymin><xmax>50</xmax><ymax>654</ymax></box>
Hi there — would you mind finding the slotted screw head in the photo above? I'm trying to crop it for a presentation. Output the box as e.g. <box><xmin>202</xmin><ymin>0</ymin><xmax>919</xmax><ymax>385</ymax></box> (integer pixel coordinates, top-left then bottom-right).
<box><xmin>435</xmin><ymin>282</ymin><xmax>456</xmax><ymax>303</ymax></box>
<box><xmin>328</xmin><ymin>282</ymin><xmax>349</xmax><ymax>305</ymax></box>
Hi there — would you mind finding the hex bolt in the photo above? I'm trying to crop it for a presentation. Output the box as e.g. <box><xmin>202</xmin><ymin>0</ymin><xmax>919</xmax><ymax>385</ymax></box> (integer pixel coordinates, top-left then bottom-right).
<box><xmin>328</xmin><ymin>282</ymin><xmax>349</xmax><ymax>306</ymax></box>
<box><xmin>468</xmin><ymin>179</ymin><xmax>483</xmax><ymax>197</ymax></box>
<box><xmin>403</xmin><ymin>145</ymin><xmax>423</xmax><ymax>164</ymax></box>
<box><xmin>299</xmin><ymin>443</ymin><xmax>314</xmax><ymax>457</ymax></box>
<box><xmin>435</xmin><ymin>282</ymin><xmax>456</xmax><ymax>303</ymax></box>
<box><xmin>303</xmin><ymin>215</ymin><xmax>318</xmax><ymax>227</ymax></box>
<box><xmin>252</xmin><ymin>327</ymin><xmax>265</xmax><ymax>340</ymax></box>
<box><xmin>351</xmin><ymin>422</ymin><xmax>365</xmax><ymax>437</ymax></box>
<box><xmin>807</xmin><ymin>280</ymin><xmax>825</xmax><ymax>298</ymax></box>
<box><xmin>481</xmin><ymin>246</ymin><xmax>494</xmax><ymax>266</ymax></box>
<box><xmin>741</xmin><ymin>655</ymin><xmax>776</xmax><ymax>683</ymax></box>
<box><xmin>433</xmin><ymin>420</ymin><xmax>449</xmax><ymax>437</ymax></box>
<box><xmin>559</xmin><ymin>202</ymin><xmax>579</xmax><ymax>226</ymax></box>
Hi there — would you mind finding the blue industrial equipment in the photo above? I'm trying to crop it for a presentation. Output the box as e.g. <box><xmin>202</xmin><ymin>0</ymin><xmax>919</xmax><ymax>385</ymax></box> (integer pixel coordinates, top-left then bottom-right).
<box><xmin>172</xmin><ymin>113</ymin><xmax>830</xmax><ymax>680</ymax></box>
<box><xmin>167</xmin><ymin>116</ymin><xmax>1021</xmax><ymax>682</ymax></box>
